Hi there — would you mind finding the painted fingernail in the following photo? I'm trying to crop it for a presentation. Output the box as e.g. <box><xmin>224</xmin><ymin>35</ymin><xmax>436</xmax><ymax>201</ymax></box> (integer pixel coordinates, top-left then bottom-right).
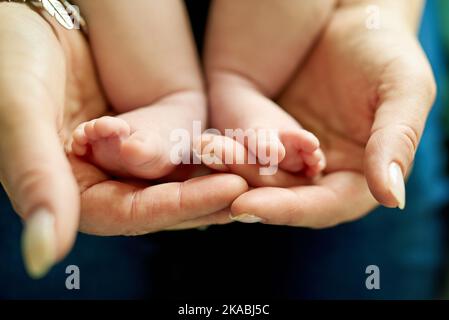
<box><xmin>22</xmin><ymin>209</ymin><xmax>57</xmax><ymax>279</ymax></box>
<box><xmin>230</xmin><ymin>213</ymin><xmax>263</xmax><ymax>223</ymax></box>
<box><xmin>388</xmin><ymin>162</ymin><xmax>406</xmax><ymax>210</ymax></box>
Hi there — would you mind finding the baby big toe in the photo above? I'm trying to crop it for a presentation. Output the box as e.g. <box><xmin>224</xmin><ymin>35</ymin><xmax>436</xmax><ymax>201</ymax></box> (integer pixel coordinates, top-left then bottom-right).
<box><xmin>281</xmin><ymin>129</ymin><xmax>320</xmax><ymax>153</ymax></box>
<box><xmin>257</xmin><ymin>139</ymin><xmax>286</xmax><ymax>166</ymax></box>
<box><xmin>248</xmin><ymin>131</ymin><xmax>286</xmax><ymax>166</ymax></box>
<box><xmin>279</xmin><ymin>153</ymin><xmax>304</xmax><ymax>172</ymax></box>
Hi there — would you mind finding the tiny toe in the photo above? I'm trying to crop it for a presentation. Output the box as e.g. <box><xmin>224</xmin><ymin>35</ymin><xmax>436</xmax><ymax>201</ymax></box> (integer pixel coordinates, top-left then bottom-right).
<box><xmin>301</xmin><ymin>149</ymin><xmax>323</xmax><ymax>167</ymax></box>
<box><xmin>304</xmin><ymin>151</ymin><xmax>326</xmax><ymax>177</ymax></box>
<box><xmin>71</xmin><ymin>140</ymin><xmax>87</xmax><ymax>156</ymax></box>
<box><xmin>84</xmin><ymin>120</ymin><xmax>99</xmax><ymax>140</ymax></box>
<box><xmin>71</xmin><ymin>123</ymin><xmax>89</xmax><ymax>156</ymax></box>
<box><xmin>318</xmin><ymin>157</ymin><xmax>326</xmax><ymax>171</ymax></box>
<box><xmin>279</xmin><ymin>154</ymin><xmax>304</xmax><ymax>172</ymax></box>
<box><xmin>297</xmin><ymin>131</ymin><xmax>319</xmax><ymax>152</ymax></box>
<box><xmin>73</xmin><ymin>125</ymin><xmax>88</xmax><ymax>145</ymax></box>
<box><xmin>282</xmin><ymin>129</ymin><xmax>320</xmax><ymax>153</ymax></box>
<box><xmin>305</xmin><ymin>164</ymin><xmax>324</xmax><ymax>178</ymax></box>
<box><xmin>94</xmin><ymin>116</ymin><xmax>130</xmax><ymax>138</ymax></box>
<box><xmin>256</xmin><ymin>139</ymin><xmax>285</xmax><ymax>166</ymax></box>
<box><xmin>247</xmin><ymin>130</ymin><xmax>286</xmax><ymax>165</ymax></box>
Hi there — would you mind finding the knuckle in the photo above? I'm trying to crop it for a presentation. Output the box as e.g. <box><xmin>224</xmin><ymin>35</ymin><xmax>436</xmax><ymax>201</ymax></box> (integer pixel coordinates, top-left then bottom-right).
<box><xmin>396</xmin><ymin>124</ymin><xmax>419</xmax><ymax>163</ymax></box>
<box><xmin>124</xmin><ymin>189</ymin><xmax>155</xmax><ymax>235</ymax></box>
<box><xmin>175</xmin><ymin>182</ymin><xmax>186</xmax><ymax>216</ymax></box>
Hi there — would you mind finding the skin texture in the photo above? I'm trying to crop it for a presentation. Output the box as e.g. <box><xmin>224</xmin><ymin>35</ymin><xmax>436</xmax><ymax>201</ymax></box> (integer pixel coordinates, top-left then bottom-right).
<box><xmin>0</xmin><ymin>3</ymin><xmax>247</xmax><ymax>264</ymax></box>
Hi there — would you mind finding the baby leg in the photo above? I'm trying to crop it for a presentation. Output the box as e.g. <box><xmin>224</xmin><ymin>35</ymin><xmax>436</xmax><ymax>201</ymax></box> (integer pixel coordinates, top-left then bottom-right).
<box><xmin>205</xmin><ymin>0</ymin><xmax>334</xmax><ymax>174</ymax></box>
<box><xmin>71</xmin><ymin>0</ymin><xmax>205</xmax><ymax>178</ymax></box>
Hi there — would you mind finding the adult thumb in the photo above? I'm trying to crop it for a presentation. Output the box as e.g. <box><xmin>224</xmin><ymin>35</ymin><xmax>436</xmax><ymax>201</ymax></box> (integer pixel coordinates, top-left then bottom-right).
<box><xmin>0</xmin><ymin>109</ymin><xmax>80</xmax><ymax>279</ymax></box>
<box><xmin>364</xmin><ymin>53</ymin><xmax>436</xmax><ymax>210</ymax></box>
<box><xmin>0</xmin><ymin>4</ymin><xmax>80</xmax><ymax>278</ymax></box>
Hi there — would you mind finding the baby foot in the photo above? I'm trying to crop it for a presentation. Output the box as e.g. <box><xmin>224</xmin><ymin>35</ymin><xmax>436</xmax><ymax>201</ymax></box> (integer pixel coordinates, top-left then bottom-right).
<box><xmin>72</xmin><ymin>91</ymin><xmax>206</xmax><ymax>179</ymax></box>
<box><xmin>209</xmin><ymin>73</ymin><xmax>325</xmax><ymax>177</ymax></box>
<box><xmin>278</xmin><ymin>129</ymin><xmax>326</xmax><ymax>177</ymax></box>
<box><xmin>72</xmin><ymin>116</ymin><xmax>174</xmax><ymax>179</ymax></box>
<box><xmin>237</xmin><ymin>127</ymin><xmax>325</xmax><ymax>177</ymax></box>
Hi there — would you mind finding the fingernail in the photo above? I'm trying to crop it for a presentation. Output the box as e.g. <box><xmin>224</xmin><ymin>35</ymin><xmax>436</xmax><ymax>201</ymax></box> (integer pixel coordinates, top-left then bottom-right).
<box><xmin>22</xmin><ymin>209</ymin><xmax>57</xmax><ymax>279</ymax></box>
<box><xmin>388</xmin><ymin>162</ymin><xmax>406</xmax><ymax>210</ymax></box>
<box><xmin>230</xmin><ymin>213</ymin><xmax>263</xmax><ymax>223</ymax></box>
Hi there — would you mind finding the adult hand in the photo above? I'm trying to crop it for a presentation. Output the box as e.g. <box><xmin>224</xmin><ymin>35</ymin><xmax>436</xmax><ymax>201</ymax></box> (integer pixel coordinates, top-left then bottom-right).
<box><xmin>229</xmin><ymin>0</ymin><xmax>435</xmax><ymax>226</ymax></box>
<box><xmin>0</xmin><ymin>3</ymin><xmax>247</xmax><ymax>278</ymax></box>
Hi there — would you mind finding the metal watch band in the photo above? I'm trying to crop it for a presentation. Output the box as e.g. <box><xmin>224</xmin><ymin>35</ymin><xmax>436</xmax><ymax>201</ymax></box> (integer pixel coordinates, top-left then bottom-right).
<box><xmin>1</xmin><ymin>0</ymin><xmax>87</xmax><ymax>34</ymax></box>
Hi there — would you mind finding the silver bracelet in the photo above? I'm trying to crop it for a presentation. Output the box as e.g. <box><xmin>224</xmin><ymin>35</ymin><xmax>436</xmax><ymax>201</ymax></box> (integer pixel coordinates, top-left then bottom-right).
<box><xmin>2</xmin><ymin>0</ymin><xmax>87</xmax><ymax>33</ymax></box>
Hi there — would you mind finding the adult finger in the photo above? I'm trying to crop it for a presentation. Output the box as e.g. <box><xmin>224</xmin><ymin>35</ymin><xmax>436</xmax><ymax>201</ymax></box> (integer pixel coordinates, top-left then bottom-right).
<box><xmin>165</xmin><ymin>209</ymin><xmax>232</xmax><ymax>231</ymax></box>
<box><xmin>231</xmin><ymin>171</ymin><xmax>377</xmax><ymax>228</ymax></box>
<box><xmin>365</xmin><ymin>39</ymin><xmax>436</xmax><ymax>210</ymax></box>
<box><xmin>69</xmin><ymin>155</ymin><xmax>248</xmax><ymax>235</ymax></box>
